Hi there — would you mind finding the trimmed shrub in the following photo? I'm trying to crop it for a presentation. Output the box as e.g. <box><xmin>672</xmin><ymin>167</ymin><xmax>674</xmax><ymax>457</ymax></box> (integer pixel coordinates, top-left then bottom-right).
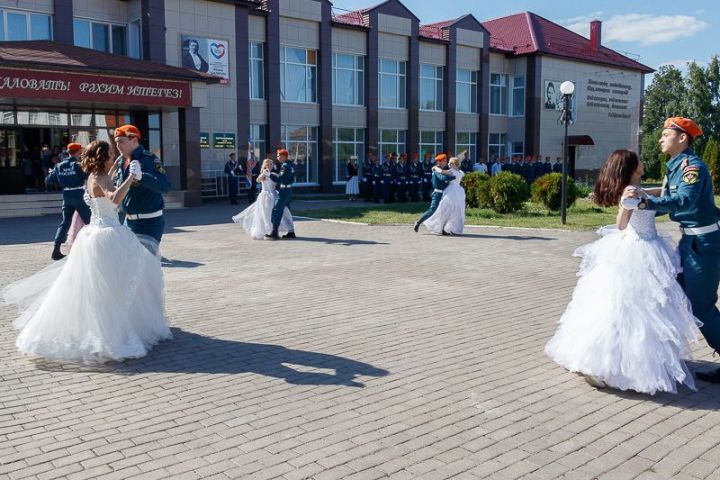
<box><xmin>574</xmin><ymin>180</ymin><xmax>593</xmax><ymax>199</ymax></box>
<box><xmin>460</xmin><ymin>171</ymin><xmax>491</xmax><ymax>208</ymax></box>
<box><xmin>489</xmin><ymin>172</ymin><xmax>529</xmax><ymax>213</ymax></box>
<box><xmin>531</xmin><ymin>173</ymin><xmax>578</xmax><ymax>211</ymax></box>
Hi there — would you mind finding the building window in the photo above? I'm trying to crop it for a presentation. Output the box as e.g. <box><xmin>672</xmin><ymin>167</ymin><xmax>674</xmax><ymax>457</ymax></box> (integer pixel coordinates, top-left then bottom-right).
<box><xmin>510</xmin><ymin>141</ymin><xmax>524</xmax><ymax>158</ymax></box>
<box><xmin>1</xmin><ymin>10</ymin><xmax>51</xmax><ymax>41</ymax></box>
<box><xmin>74</xmin><ymin>19</ymin><xmax>130</xmax><ymax>55</ymax></box>
<box><xmin>379</xmin><ymin>59</ymin><xmax>406</xmax><ymax>109</ymax></box>
<box><xmin>488</xmin><ymin>133</ymin><xmax>507</xmax><ymax>159</ymax></box>
<box><xmin>420</xmin><ymin>64</ymin><xmax>443</xmax><ymax>111</ymax></box>
<box><xmin>378</xmin><ymin>129</ymin><xmax>406</xmax><ymax>157</ymax></box>
<box><xmin>281</xmin><ymin>125</ymin><xmax>317</xmax><ymax>184</ymax></box>
<box><xmin>419</xmin><ymin>131</ymin><xmax>444</xmax><ymax>159</ymax></box>
<box><xmin>147</xmin><ymin>113</ymin><xmax>162</xmax><ymax>157</ymax></box>
<box><xmin>456</xmin><ymin>69</ymin><xmax>478</xmax><ymax>113</ymax></box>
<box><xmin>280</xmin><ymin>46</ymin><xmax>317</xmax><ymax>103</ymax></box>
<box><xmin>333</xmin><ymin>128</ymin><xmax>365</xmax><ymax>183</ymax></box>
<box><xmin>249</xmin><ymin>124</ymin><xmax>266</xmax><ymax>160</ymax></box>
<box><xmin>456</xmin><ymin>132</ymin><xmax>477</xmax><ymax>161</ymax></box>
<box><xmin>511</xmin><ymin>75</ymin><xmax>525</xmax><ymax>116</ymax></box>
<box><xmin>490</xmin><ymin>74</ymin><xmax>508</xmax><ymax>115</ymax></box>
<box><xmin>333</xmin><ymin>53</ymin><xmax>364</xmax><ymax>106</ymax></box>
<box><xmin>128</xmin><ymin>19</ymin><xmax>141</xmax><ymax>59</ymax></box>
<box><xmin>249</xmin><ymin>42</ymin><xmax>264</xmax><ymax>100</ymax></box>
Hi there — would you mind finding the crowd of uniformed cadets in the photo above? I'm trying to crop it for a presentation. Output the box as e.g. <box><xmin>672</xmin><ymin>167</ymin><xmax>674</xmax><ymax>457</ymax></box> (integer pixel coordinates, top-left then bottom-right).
<box><xmin>358</xmin><ymin>151</ymin><xmax>564</xmax><ymax>203</ymax></box>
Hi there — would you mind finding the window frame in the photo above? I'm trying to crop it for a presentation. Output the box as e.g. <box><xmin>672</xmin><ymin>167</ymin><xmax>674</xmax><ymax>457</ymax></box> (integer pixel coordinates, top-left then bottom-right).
<box><xmin>419</xmin><ymin>63</ymin><xmax>443</xmax><ymax>112</ymax></box>
<box><xmin>419</xmin><ymin>130</ymin><xmax>444</xmax><ymax>159</ymax></box>
<box><xmin>332</xmin><ymin>127</ymin><xmax>365</xmax><ymax>183</ymax></box>
<box><xmin>280</xmin><ymin>125</ymin><xmax>318</xmax><ymax>184</ymax></box>
<box><xmin>456</xmin><ymin>69</ymin><xmax>478</xmax><ymax>114</ymax></box>
<box><xmin>490</xmin><ymin>73</ymin><xmax>508</xmax><ymax>116</ymax></box>
<box><xmin>511</xmin><ymin>75</ymin><xmax>526</xmax><ymax>117</ymax></box>
<box><xmin>378</xmin><ymin>58</ymin><xmax>407</xmax><ymax>109</ymax></box>
<box><xmin>378</xmin><ymin>129</ymin><xmax>406</xmax><ymax>158</ymax></box>
<box><xmin>280</xmin><ymin>45</ymin><xmax>318</xmax><ymax>104</ymax></box>
<box><xmin>73</xmin><ymin>17</ymin><xmax>129</xmax><ymax>55</ymax></box>
<box><xmin>488</xmin><ymin>132</ymin><xmax>508</xmax><ymax>159</ymax></box>
<box><xmin>1</xmin><ymin>9</ymin><xmax>52</xmax><ymax>41</ymax></box>
<box><xmin>332</xmin><ymin>52</ymin><xmax>365</xmax><ymax>106</ymax></box>
<box><xmin>455</xmin><ymin>131</ymin><xmax>478</xmax><ymax>162</ymax></box>
<box><xmin>249</xmin><ymin>42</ymin><xmax>265</xmax><ymax>100</ymax></box>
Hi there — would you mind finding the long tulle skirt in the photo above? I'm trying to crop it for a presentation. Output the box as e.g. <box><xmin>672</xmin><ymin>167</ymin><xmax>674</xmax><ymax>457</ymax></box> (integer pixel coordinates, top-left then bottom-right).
<box><xmin>424</xmin><ymin>183</ymin><xmax>466</xmax><ymax>234</ymax></box>
<box><xmin>231</xmin><ymin>190</ymin><xmax>294</xmax><ymax>240</ymax></box>
<box><xmin>545</xmin><ymin>226</ymin><xmax>701</xmax><ymax>394</ymax></box>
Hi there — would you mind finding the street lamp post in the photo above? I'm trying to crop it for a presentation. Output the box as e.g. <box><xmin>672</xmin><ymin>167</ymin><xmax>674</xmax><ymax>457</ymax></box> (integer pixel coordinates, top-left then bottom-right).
<box><xmin>559</xmin><ymin>81</ymin><xmax>575</xmax><ymax>225</ymax></box>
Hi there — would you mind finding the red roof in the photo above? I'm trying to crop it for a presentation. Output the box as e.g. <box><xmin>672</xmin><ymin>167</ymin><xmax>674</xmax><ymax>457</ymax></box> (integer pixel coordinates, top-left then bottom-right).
<box><xmin>482</xmin><ymin>12</ymin><xmax>653</xmax><ymax>73</ymax></box>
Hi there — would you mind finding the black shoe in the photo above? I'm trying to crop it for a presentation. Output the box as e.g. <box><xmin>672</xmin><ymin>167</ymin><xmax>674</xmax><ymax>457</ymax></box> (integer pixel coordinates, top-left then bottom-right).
<box><xmin>441</xmin><ymin>231</ymin><xmax>450</xmax><ymax>236</ymax></box>
<box><xmin>264</xmin><ymin>232</ymin><xmax>280</xmax><ymax>240</ymax></box>
<box><xmin>695</xmin><ymin>367</ymin><xmax>720</xmax><ymax>384</ymax></box>
<box><xmin>51</xmin><ymin>246</ymin><xmax>65</xmax><ymax>261</ymax></box>
<box><xmin>413</xmin><ymin>221</ymin><xmax>421</xmax><ymax>233</ymax></box>
<box><xmin>282</xmin><ymin>232</ymin><xmax>297</xmax><ymax>239</ymax></box>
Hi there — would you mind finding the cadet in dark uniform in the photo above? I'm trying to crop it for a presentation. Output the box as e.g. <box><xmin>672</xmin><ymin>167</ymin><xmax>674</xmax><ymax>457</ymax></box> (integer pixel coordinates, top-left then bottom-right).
<box><xmin>408</xmin><ymin>153</ymin><xmax>422</xmax><ymax>202</ymax></box>
<box><xmin>266</xmin><ymin>148</ymin><xmax>296</xmax><ymax>240</ymax></box>
<box><xmin>460</xmin><ymin>155</ymin><xmax>472</xmax><ymax>174</ymax></box>
<box><xmin>625</xmin><ymin>117</ymin><xmax>720</xmax><ymax>383</ymax></box>
<box><xmin>395</xmin><ymin>153</ymin><xmax>408</xmax><ymax>203</ymax></box>
<box><xmin>553</xmin><ymin>157</ymin><xmax>563</xmax><ymax>173</ymax></box>
<box><xmin>224</xmin><ymin>152</ymin><xmax>244</xmax><ymax>205</ymax></box>
<box><xmin>370</xmin><ymin>154</ymin><xmax>382</xmax><ymax>202</ymax></box>
<box><xmin>360</xmin><ymin>153</ymin><xmax>372</xmax><ymax>201</ymax></box>
<box><xmin>247</xmin><ymin>152</ymin><xmax>259</xmax><ymax>204</ymax></box>
<box><xmin>421</xmin><ymin>153</ymin><xmax>434</xmax><ymax>201</ymax></box>
<box><xmin>45</xmin><ymin>142</ymin><xmax>91</xmax><ymax>260</ymax></box>
<box><xmin>381</xmin><ymin>153</ymin><xmax>395</xmax><ymax>203</ymax></box>
<box><xmin>414</xmin><ymin>154</ymin><xmax>455</xmax><ymax>233</ymax></box>
<box><xmin>113</xmin><ymin>125</ymin><xmax>171</xmax><ymax>245</ymax></box>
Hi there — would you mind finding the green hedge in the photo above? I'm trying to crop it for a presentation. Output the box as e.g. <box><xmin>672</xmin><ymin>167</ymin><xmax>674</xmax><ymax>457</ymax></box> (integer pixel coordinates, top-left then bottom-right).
<box><xmin>531</xmin><ymin>173</ymin><xmax>579</xmax><ymax>211</ymax></box>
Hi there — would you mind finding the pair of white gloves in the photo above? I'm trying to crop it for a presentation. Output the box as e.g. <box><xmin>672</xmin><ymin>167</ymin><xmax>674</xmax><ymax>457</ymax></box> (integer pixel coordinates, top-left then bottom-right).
<box><xmin>620</xmin><ymin>186</ymin><xmax>642</xmax><ymax>210</ymax></box>
<box><xmin>128</xmin><ymin>160</ymin><xmax>143</xmax><ymax>181</ymax></box>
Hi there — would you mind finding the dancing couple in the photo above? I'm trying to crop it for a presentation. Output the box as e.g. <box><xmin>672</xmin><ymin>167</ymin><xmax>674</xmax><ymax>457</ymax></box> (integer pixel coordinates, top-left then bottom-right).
<box><xmin>413</xmin><ymin>153</ymin><xmax>466</xmax><ymax>235</ymax></box>
<box><xmin>232</xmin><ymin>148</ymin><xmax>296</xmax><ymax>240</ymax></box>
<box><xmin>3</xmin><ymin>126</ymin><xmax>172</xmax><ymax>363</ymax></box>
<box><xmin>546</xmin><ymin>117</ymin><xmax>720</xmax><ymax>395</ymax></box>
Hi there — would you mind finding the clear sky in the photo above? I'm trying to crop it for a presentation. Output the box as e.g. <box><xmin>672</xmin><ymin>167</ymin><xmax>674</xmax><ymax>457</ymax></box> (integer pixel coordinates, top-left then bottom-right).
<box><xmin>331</xmin><ymin>0</ymin><xmax>720</xmax><ymax>79</ymax></box>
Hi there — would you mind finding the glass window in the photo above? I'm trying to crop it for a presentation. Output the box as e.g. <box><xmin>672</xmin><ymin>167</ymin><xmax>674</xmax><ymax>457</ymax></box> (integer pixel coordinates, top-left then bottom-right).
<box><xmin>456</xmin><ymin>69</ymin><xmax>478</xmax><ymax>113</ymax></box>
<box><xmin>281</xmin><ymin>125</ymin><xmax>318</xmax><ymax>183</ymax></box>
<box><xmin>456</xmin><ymin>132</ymin><xmax>477</xmax><ymax>162</ymax></box>
<box><xmin>112</xmin><ymin>25</ymin><xmax>127</xmax><ymax>56</ymax></box>
<box><xmin>419</xmin><ymin>131</ymin><xmax>444</xmax><ymax>159</ymax></box>
<box><xmin>420</xmin><ymin>64</ymin><xmax>443</xmax><ymax>111</ymax></box>
<box><xmin>7</xmin><ymin>12</ymin><xmax>28</xmax><ymax>40</ymax></box>
<box><xmin>70</xmin><ymin>113</ymin><xmax>92</xmax><ymax>127</ymax></box>
<box><xmin>488</xmin><ymin>133</ymin><xmax>507</xmax><ymax>159</ymax></box>
<box><xmin>30</xmin><ymin>14</ymin><xmax>51</xmax><ymax>40</ymax></box>
<box><xmin>490</xmin><ymin>74</ymin><xmax>508</xmax><ymax>115</ymax></box>
<box><xmin>249</xmin><ymin>42</ymin><xmax>265</xmax><ymax>100</ymax></box>
<box><xmin>512</xmin><ymin>75</ymin><xmax>525</xmax><ymax>116</ymax></box>
<box><xmin>379</xmin><ymin>59</ymin><xmax>406</xmax><ymax>109</ymax></box>
<box><xmin>249</xmin><ymin>124</ymin><xmax>265</xmax><ymax>160</ymax></box>
<box><xmin>92</xmin><ymin>22</ymin><xmax>109</xmax><ymax>52</ymax></box>
<box><xmin>333</xmin><ymin>128</ymin><xmax>364</xmax><ymax>182</ymax></box>
<box><xmin>73</xmin><ymin>19</ymin><xmax>91</xmax><ymax>48</ymax></box>
<box><xmin>148</xmin><ymin>113</ymin><xmax>160</xmax><ymax>129</ymax></box>
<box><xmin>129</xmin><ymin>19</ymin><xmax>141</xmax><ymax>59</ymax></box>
<box><xmin>333</xmin><ymin>53</ymin><xmax>364</xmax><ymax>106</ymax></box>
<box><xmin>378</xmin><ymin>129</ymin><xmax>406</xmax><ymax>158</ymax></box>
<box><xmin>510</xmin><ymin>141</ymin><xmax>524</xmax><ymax>158</ymax></box>
<box><xmin>281</xmin><ymin>46</ymin><xmax>317</xmax><ymax>103</ymax></box>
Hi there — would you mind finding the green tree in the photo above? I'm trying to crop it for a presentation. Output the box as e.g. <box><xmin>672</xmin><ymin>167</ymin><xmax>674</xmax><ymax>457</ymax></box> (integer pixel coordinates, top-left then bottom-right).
<box><xmin>704</xmin><ymin>137</ymin><xmax>720</xmax><ymax>194</ymax></box>
<box><xmin>642</xmin><ymin>65</ymin><xmax>687</xmax><ymax>135</ymax></box>
<box><xmin>684</xmin><ymin>62</ymin><xmax>712</xmax><ymax>154</ymax></box>
<box><xmin>706</xmin><ymin>56</ymin><xmax>720</xmax><ymax>140</ymax></box>
<box><xmin>641</xmin><ymin>128</ymin><xmax>663</xmax><ymax>180</ymax></box>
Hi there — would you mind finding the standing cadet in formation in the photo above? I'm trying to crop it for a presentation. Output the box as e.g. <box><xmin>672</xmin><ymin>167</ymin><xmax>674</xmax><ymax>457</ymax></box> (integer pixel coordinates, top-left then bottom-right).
<box><xmin>45</xmin><ymin>142</ymin><xmax>91</xmax><ymax>260</ymax></box>
<box><xmin>224</xmin><ymin>152</ymin><xmax>244</xmax><ymax>205</ymax></box>
<box><xmin>113</xmin><ymin>125</ymin><xmax>171</xmax><ymax>250</ymax></box>
<box><xmin>623</xmin><ymin>117</ymin><xmax>720</xmax><ymax>384</ymax></box>
<box><xmin>395</xmin><ymin>153</ymin><xmax>408</xmax><ymax>203</ymax></box>
<box><xmin>421</xmin><ymin>152</ymin><xmax>434</xmax><ymax>201</ymax></box>
<box><xmin>360</xmin><ymin>152</ymin><xmax>372</xmax><ymax>201</ymax></box>
<box><xmin>371</xmin><ymin>153</ymin><xmax>382</xmax><ymax>202</ymax></box>
<box><xmin>380</xmin><ymin>153</ymin><xmax>395</xmax><ymax>203</ymax></box>
<box><xmin>413</xmin><ymin>153</ymin><xmax>455</xmax><ymax>233</ymax></box>
<box><xmin>553</xmin><ymin>157</ymin><xmax>563</xmax><ymax>173</ymax></box>
<box><xmin>460</xmin><ymin>154</ymin><xmax>472</xmax><ymax>174</ymax></box>
<box><xmin>266</xmin><ymin>148</ymin><xmax>297</xmax><ymax>240</ymax></box>
<box><xmin>408</xmin><ymin>153</ymin><xmax>422</xmax><ymax>202</ymax></box>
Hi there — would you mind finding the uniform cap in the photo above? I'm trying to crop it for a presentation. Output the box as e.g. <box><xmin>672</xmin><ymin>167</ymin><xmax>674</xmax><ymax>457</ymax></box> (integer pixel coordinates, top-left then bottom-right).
<box><xmin>663</xmin><ymin>117</ymin><xmax>703</xmax><ymax>138</ymax></box>
<box><xmin>349</xmin><ymin>155</ymin><xmax>358</xmax><ymax>160</ymax></box>
<box><xmin>114</xmin><ymin>125</ymin><xmax>142</xmax><ymax>139</ymax></box>
<box><xmin>435</xmin><ymin>153</ymin><xmax>448</xmax><ymax>162</ymax></box>
<box><xmin>66</xmin><ymin>143</ymin><xmax>82</xmax><ymax>153</ymax></box>
<box><xmin>277</xmin><ymin>148</ymin><xmax>289</xmax><ymax>156</ymax></box>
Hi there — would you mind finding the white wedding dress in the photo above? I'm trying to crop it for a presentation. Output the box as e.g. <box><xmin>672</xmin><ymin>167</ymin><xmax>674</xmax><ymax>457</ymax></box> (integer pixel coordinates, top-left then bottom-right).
<box><xmin>424</xmin><ymin>168</ymin><xmax>465</xmax><ymax>235</ymax></box>
<box><xmin>231</xmin><ymin>173</ymin><xmax>294</xmax><ymax>240</ymax></box>
<box><xmin>3</xmin><ymin>196</ymin><xmax>171</xmax><ymax>363</ymax></box>
<box><xmin>545</xmin><ymin>207</ymin><xmax>701</xmax><ymax>395</ymax></box>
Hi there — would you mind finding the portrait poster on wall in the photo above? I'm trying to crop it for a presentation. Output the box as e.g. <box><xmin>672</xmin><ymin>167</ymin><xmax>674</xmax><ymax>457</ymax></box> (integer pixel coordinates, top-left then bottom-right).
<box><xmin>181</xmin><ymin>35</ymin><xmax>230</xmax><ymax>85</ymax></box>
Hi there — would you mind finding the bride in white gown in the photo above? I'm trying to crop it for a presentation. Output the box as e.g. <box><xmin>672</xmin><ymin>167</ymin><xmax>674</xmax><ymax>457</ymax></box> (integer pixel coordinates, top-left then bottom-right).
<box><xmin>2</xmin><ymin>141</ymin><xmax>171</xmax><ymax>363</ymax></box>
<box><xmin>545</xmin><ymin>150</ymin><xmax>700</xmax><ymax>395</ymax></box>
<box><xmin>232</xmin><ymin>158</ymin><xmax>294</xmax><ymax>239</ymax></box>
<box><xmin>424</xmin><ymin>156</ymin><xmax>466</xmax><ymax>235</ymax></box>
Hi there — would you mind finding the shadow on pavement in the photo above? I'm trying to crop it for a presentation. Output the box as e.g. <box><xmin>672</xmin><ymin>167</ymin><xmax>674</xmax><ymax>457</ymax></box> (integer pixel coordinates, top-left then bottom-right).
<box><xmin>32</xmin><ymin>328</ymin><xmax>390</xmax><ymax>388</ymax></box>
<box><xmin>286</xmin><ymin>236</ymin><xmax>390</xmax><ymax>246</ymax></box>
<box><xmin>160</xmin><ymin>258</ymin><xmax>205</xmax><ymax>268</ymax></box>
<box><xmin>450</xmin><ymin>233</ymin><xmax>556</xmax><ymax>241</ymax></box>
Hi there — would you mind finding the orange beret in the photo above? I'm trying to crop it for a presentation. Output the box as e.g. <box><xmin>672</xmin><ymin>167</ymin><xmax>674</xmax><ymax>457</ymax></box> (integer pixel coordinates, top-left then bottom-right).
<box><xmin>435</xmin><ymin>153</ymin><xmax>447</xmax><ymax>162</ymax></box>
<box><xmin>66</xmin><ymin>143</ymin><xmax>82</xmax><ymax>153</ymax></box>
<box><xmin>663</xmin><ymin>117</ymin><xmax>703</xmax><ymax>138</ymax></box>
<box><xmin>114</xmin><ymin>125</ymin><xmax>142</xmax><ymax>139</ymax></box>
<box><xmin>412</xmin><ymin>152</ymin><xmax>419</xmax><ymax>160</ymax></box>
<box><xmin>276</xmin><ymin>149</ymin><xmax>289</xmax><ymax>157</ymax></box>
<box><xmin>400</xmin><ymin>153</ymin><xmax>407</xmax><ymax>159</ymax></box>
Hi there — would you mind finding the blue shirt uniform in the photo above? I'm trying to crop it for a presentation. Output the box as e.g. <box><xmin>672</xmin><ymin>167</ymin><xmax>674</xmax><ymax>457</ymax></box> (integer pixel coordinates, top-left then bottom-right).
<box><xmin>646</xmin><ymin>148</ymin><xmax>720</xmax><ymax>352</ymax></box>
<box><xmin>408</xmin><ymin>161</ymin><xmax>422</xmax><ymax>202</ymax></box>
<box><xmin>114</xmin><ymin>145</ymin><xmax>171</xmax><ymax>243</ymax></box>
<box><xmin>361</xmin><ymin>159</ymin><xmax>373</xmax><ymax>200</ymax></box>
<box><xmin>381</xmin><ymin>161</ymin><xmax>395</xmax><ymax>203</ymax></box>
<box><xmin>269</xmin><ymin>159</ymin><xmax>295</xmax><ymax>229</ymax></box>
<box><xmin>46</xmin><ymin>157</ymin><xmax>91</xmax><ymax>245</ymax></box>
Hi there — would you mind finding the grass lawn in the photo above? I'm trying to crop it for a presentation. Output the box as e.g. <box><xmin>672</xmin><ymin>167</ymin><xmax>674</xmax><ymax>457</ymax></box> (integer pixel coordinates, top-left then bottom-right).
<box><xmin>295</xmin><ymin>197</ymin><xmax>720</xmax><ymax>231</ymax></box>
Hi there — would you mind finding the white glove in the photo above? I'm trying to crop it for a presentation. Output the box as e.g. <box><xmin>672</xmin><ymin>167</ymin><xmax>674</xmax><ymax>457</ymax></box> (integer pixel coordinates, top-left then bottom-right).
<box><xmin>129</xmin><ymin>160</ymin><xmax>143</xmax><ymax>181</ymax></box>
<box><xmin>83</xmin><ymin>189</ymin><xmax>92</xmax><ymax>206</ymax></box>
<box><xmin>620</xmin><ymin>197</ymin><xmax>640</xmax><ymax>210</ymax></box>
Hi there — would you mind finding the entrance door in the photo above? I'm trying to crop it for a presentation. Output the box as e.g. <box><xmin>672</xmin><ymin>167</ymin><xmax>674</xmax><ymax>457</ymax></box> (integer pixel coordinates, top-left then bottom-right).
<box><xmin>0</xmin><ymin>128</ymin><xmax>24</xmax><ymax>194</ymax></box>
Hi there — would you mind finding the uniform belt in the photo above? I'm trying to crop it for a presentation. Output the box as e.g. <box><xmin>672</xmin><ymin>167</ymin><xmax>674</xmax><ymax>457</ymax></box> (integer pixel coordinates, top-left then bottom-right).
<box><xmin>681</xmin><ymin>221</ymin><xmax>720</xmax><ymax>236</ymax></box>
<box><xmin>125</xmin><ymin>210</ymin><xmax>163</xmax><ymax>220</ymax></box>
<box><xmin>433</xmin><ymin>188</ymin><xmax>443</xmax><ymax>193</ymax></box>
<box><xmin>63</xmin><ymin>186</ymin><xmax>84</xmax><ymax>191</ymax></box>
<box><xmin>280</xmin><ymin>184</ymin><xmax>292</xmax><ymax>188</ymax></box>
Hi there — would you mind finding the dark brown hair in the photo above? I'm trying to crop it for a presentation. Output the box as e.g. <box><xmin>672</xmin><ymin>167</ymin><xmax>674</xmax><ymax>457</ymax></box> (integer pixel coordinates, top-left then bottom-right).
<box><xmin>593</xmin><ymin>149</ymin><xmax>640</xmax><ymax>207</ymax></box>
<box><xmin>81</xmin><ymin>141</ymin><xmax>112</xmax><ymax>175</ymax></box>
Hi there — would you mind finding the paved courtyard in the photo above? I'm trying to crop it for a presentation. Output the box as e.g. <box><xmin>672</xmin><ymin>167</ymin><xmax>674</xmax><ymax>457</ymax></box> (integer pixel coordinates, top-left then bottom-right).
<box><xmin>2</xmin><ymin>202</ymin><xmax>720</xmax><ymax>480</ymax></box>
